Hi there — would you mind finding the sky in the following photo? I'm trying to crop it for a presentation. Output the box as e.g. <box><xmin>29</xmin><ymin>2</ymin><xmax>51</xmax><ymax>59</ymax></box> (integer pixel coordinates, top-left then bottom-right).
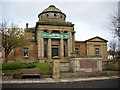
<box><xmin>0</xmin><ymin>0</ymin><xmax>119</xmax><ymax>43</ymax></box>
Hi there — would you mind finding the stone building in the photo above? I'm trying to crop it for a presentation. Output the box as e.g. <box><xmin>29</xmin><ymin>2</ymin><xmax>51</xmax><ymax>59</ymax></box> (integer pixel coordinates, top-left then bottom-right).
<box><xmin>75</xmin><ymin>36</ymin><xmax>108</xmax><ymax>60</ymax></box>
<box><xmin>3</xmin><ymin>5</ymin><xmax>108</xmax><ymax>63</ymax></box>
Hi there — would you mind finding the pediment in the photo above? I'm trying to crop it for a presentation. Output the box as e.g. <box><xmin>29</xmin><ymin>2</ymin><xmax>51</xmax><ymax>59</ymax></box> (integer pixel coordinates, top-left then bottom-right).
<box><xmin>85</xmin><ymin>36</ymin><xmax>108</xmax><ymax>42</ymax></box>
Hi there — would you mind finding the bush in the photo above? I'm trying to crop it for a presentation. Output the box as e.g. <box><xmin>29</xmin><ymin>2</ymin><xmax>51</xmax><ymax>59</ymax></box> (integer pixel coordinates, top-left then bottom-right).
<box><xmin>2</xmin><ymin>62</ymin><xmax>36</xmax><ymax>70</ymax></box>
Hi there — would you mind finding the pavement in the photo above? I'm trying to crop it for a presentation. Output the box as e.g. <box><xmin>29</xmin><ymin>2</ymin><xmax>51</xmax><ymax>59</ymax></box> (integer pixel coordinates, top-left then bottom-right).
<box><xmin>2</xmin><ymin>76</ymin><xmax>120</xmax><ymax>84</ymax></box>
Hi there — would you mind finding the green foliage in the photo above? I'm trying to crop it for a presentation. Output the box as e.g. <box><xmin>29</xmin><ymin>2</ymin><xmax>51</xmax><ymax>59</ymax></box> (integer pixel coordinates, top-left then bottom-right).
<box><xmin>2</xmin><ymin>62</ymin><xmax>36</xmax><ymax>70</ymax></box>
<box><xmin>0</xmin><ymin>21</ymin><xmax>31</xmax><ymax>63</ymax></box>
<box><xmin>2</xmin><ymin>62</ymin><xmax>52</xmax><ymax>74</ymax></box>
<box><xmin>34</xmin><ymin>62</ymin><xmax>52</xmax><ymax>72</ymax></box>
<box><xmin>2</xmin><ymin>70</ymin><xmax>21</xmax><ymax>74</ymax></box>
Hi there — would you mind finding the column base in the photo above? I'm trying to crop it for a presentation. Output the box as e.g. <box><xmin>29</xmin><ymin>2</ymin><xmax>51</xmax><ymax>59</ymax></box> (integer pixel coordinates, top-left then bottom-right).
<box><xmin>38</xmin><ymin>60</ymin><xmax>45</xmax><ymax>63</ymax></box>
<box><xmin>48</xmin><ymin>57</ymin><xmax>52</xmax><ymax>60</ymax></box>
<box><xmin>38</xmin><ymin>57</ymin><xmax>44</xmax><ymax>60</ymax></box>
<box><xmin>38</xmin><ymin>57</ymin><xmax>45</xmax><ymax>62</ymax></box>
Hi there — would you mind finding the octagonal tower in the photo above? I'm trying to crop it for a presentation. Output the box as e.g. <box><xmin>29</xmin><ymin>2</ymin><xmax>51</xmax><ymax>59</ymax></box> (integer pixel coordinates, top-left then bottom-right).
<box><xmin>38</xmin><ymin>5</ymin><xmax>66</xmax><ymax>22</ymax></box>
<box><xmin>36</xmin><ymin>5</ymin><xmax>75</xmax><ymax>62</ymax></box>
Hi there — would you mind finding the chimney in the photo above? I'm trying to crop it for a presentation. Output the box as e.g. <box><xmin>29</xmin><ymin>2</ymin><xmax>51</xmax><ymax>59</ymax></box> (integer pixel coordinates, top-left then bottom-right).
<box><xmin>26</xmin><ymin>23</ymin><xmax>28</xmax><ymax>29</ymax></box>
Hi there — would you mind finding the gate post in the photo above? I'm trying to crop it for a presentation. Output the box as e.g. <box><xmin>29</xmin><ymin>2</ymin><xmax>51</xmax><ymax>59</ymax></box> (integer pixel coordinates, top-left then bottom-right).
<box><xmin>52</xmin><ymin>57</ymin><xmax>60</xmax><ymax>79</ymax></box>
<box><xmin>69</xmin><ymin>58</ymin><xmax>80</xmax><ymax>72</ymax></box>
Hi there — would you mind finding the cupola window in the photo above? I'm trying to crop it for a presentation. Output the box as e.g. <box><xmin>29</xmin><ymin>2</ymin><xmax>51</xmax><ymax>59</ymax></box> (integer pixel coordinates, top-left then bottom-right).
<box><xmin>54</xmin><ymin>14</ymin><xmax>57</xmax><ymax>16</ymax></box>
<box><xmin>47</xmin><ymin>14</ymin><xmax>49</xmax><ymax>17</ymax></box>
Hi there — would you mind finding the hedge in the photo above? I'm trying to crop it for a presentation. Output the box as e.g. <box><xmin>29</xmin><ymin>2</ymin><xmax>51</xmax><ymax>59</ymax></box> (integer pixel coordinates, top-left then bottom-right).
<box><xmin>2</xmin><ymin>62</ymin><xmax>36</xmax><ymax>70</ymax></box>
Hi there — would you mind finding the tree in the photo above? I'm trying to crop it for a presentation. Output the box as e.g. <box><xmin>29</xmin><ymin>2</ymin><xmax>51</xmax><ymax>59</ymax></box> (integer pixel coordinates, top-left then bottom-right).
<box><xmin>108</xmin><ymin>2</ymin><xmax>119</xmax><ymax>39</ymax></box>
<box><xmin>109</xmin><ymin>40</ymin><xmax>117</xmax><ymax>59</ymax></box>
<box><xmin>110</xmin><ymin>15</ymin><xmax>120</xmax><ymax>38</ymax></box>
<box><xmin>108</xmin><ymin>4</ymin><xmax>120</xmax><ymax>58</ymax></box>
<box><xmin>0</xmin><ymin>20</ymin><xmax>31</xmax><ymax>63</ymax></box>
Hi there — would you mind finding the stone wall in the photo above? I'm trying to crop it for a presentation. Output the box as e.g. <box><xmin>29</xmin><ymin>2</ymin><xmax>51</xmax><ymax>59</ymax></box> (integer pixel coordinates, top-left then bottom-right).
<box><xmin>60</xmin><ymin>62</ymin><xmax>70</xmax><ymax>72</ymax></box>
<box><xmin>7</xmin><ymin>42</ymin><xmax>38</xmax><ymax>63</ymax></box>
<box><xmin>86</xmin><ymin>42</ymin><xmax>107</xmax><ymax>60</ymax></box>
<box><xmin>75</xmin><ymin>37</ymin><xmax>108</xmax><ymax>61</ymax></box>
<box><xmin>75</xmin><ymin>42</ymin><xmax>86</xmax><ymax>57</ymax></box>
<box><xmin>70</xmin><ymin>57</ymin><xmax>102</xmax><ymax>72</ymax></box>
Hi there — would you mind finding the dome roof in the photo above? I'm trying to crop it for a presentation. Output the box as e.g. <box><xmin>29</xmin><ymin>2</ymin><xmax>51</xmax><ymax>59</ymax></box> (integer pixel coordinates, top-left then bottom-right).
<box><xmin>38</xmin><ymin>5</ymin><xmax>66</xmax><ymax>17</ymax></box>
<box><xmin>42</xmin><ymin>5</ymin><xmax>62</xmax><ymax>13</ymax></box>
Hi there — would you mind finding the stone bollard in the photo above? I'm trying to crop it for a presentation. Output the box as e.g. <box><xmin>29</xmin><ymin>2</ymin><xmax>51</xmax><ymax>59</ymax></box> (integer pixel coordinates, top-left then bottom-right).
<box><xmin>52</xmin><ymin>57</ymin><xmax>60</xmax><ymax>79</ymax></box>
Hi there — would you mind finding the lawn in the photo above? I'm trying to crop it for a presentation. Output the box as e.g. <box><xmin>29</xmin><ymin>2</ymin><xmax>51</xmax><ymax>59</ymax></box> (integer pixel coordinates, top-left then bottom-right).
<box><xmin>34</xmin><ymin>62</ymin><xmax>52</xmax><ymax>72</ymax></box>
<box><xmin>2</xmin><ymin>62</ymin><xmax>52</xmax><ymax>74</ymax></box>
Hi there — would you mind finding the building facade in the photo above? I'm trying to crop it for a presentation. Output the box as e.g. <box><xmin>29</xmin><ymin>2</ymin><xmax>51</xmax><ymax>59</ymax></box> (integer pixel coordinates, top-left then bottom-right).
<box><xmin>75</xmin><ymin>36</ymin><xmax>108</xmax><ymax>60</ymax></box>
<box><xmin>2</xmin><ymin>5</ymin><xmax>108</xmax><ymax>63</ymax></box>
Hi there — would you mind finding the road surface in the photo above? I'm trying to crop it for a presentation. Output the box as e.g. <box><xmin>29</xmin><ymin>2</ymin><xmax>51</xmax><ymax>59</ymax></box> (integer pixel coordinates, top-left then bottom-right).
<box><xmin>2</xmin><ymin>79</ymin><xmax>119</xmax><ymax>88</ymax></box>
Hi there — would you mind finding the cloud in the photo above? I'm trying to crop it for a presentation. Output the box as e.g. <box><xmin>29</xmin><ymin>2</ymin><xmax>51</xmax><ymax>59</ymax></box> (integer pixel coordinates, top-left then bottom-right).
<box><xmin>1</xmin><ymin>2</ymin><xmax>118</xmax><ymax>42</ymax></box>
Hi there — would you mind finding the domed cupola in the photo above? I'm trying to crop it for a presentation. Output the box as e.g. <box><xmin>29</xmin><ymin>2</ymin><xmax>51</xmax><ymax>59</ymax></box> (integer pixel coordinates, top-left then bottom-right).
<box><xmin>38</xmin><ymin>5</ymin><xmax>66</xmax><ymax>22</ymax></box>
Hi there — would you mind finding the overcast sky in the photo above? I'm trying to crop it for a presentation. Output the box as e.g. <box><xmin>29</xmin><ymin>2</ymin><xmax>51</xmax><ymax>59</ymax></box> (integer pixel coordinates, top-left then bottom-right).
<box><xmin>0</xmin><ymin>0</ymin><xmax>119</xmax><ymax>42</ymax></box>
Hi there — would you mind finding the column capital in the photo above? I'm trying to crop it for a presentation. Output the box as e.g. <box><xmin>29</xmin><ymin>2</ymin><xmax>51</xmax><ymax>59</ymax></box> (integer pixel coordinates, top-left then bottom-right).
<box><xmin>67</xmin><ymin>31</ymin><xmax>71</xmax><ymax>33</ymax></box>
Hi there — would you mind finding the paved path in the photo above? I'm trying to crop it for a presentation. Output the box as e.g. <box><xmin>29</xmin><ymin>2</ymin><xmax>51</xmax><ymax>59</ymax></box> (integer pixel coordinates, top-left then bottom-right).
<box><xmin>2</xmin><ymin>79</ymin><xmax>119</xmax><ymax>88</ymax></box>
<box><xmin>2</xmin><ymin>76</ymin><xmax>120</xmax><ymax>84</ymax></box>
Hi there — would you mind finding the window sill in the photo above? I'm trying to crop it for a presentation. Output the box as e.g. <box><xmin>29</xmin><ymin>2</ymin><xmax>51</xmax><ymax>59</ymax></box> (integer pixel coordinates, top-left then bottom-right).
<box><xmin>23</xmin><ymin>56</ymin><xmax>29</xmax><ymax>58</ymax></box>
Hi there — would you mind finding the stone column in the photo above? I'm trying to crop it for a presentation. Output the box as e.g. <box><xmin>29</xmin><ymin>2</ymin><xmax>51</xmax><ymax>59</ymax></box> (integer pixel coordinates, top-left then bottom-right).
<box><xmin>41</xmin><ymin>37</ymin><xmax>44</xmax><ymax>58</ymax></box>
<box><xmin>38</xmin><ymin>30</ymin><xmax>41</xmax><ymax>59</ymax></box>
<box><xmin>60</xmin><ymin>39</ymin><xmax>64</xmax><ymax>58</ymax></box>
<box><xmin>72</xmin><ymin>31</ymin><xmax>75</xmax><ymax>54</ymax></box>
<box><xmin>38</xmin><ymin>30</ymin><xmax>44</xmax><ymax>60</ymax></box>
<box><xmin>60</xmin><ymin>31</ymin><xmax>64</xmax><ymax>59</ymax></box>
<box><xmin>48</xmin><ymin>38</ymin><xmax>52</xmax><ymax>60</ymax></box>
<box><xmin>52</xmin><ymin>57</ymin><xmax>60</xmax><ymax>79</ymax></box>
<box><xmin>67</xmin><ymin>31</ymin><xmax>71</xmax><ymax>57</ymax></box>
<box><xmin>47</xmin><ymin>30</ymin><xmax>52</xmax><ymax>59</ymax></box>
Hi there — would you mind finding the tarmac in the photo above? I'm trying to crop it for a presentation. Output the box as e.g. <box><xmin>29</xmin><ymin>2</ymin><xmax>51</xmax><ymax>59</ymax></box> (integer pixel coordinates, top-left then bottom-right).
<box><xmin>2</xmin><ymin>76</ymin><xmax>120</xmax><ymax>84</ymax></box>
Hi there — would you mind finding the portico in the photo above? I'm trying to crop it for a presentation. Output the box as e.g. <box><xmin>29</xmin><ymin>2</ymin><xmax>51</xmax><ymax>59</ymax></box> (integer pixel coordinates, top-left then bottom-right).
<box><xmin>37</xmin><ymin>27</ymin><xmax>75</xmax><ymax>60</ymax></box>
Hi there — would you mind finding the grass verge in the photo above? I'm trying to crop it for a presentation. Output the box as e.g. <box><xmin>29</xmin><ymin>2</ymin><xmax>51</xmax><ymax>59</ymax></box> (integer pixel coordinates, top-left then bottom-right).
<box><xmin>2</xmin><ymin>62</ymin><xmax>52</xmax><ymax>74</ymax></box>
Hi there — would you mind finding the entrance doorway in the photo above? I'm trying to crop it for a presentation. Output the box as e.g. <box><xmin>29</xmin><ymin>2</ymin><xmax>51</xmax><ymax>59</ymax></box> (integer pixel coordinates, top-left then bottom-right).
<box><xmin>52</xmin><ymin>48</ymin><xmax>59</xmax><ymax>57</ymax></box>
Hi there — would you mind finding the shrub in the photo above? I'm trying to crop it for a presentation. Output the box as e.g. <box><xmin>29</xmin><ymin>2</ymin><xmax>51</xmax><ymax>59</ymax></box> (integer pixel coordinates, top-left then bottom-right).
<box><xmin>2</xmin><ymin>62</ymin><xmax>36</xmax><ymax>70</ymax></box>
